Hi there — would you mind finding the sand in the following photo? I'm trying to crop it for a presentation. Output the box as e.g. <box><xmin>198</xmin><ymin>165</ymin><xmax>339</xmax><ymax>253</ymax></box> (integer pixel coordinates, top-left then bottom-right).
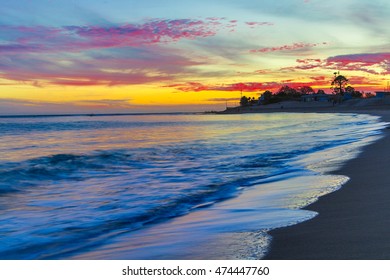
<box><xmin>263</xmin><ymin>108</ymin><xmax>390</xmax><ymax>259</ymax></box>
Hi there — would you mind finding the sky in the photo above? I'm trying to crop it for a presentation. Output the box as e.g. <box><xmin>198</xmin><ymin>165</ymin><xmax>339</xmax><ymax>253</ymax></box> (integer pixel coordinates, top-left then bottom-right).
<box><xmin>0</xmin><ymin>0</ymin><xmax>389</xmax><ymax>114</ymax></box>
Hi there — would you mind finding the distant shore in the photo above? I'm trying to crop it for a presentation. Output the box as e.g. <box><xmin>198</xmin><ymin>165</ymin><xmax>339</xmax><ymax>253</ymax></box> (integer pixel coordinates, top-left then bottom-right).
<box><xmin>218</xmin><ymin>99</ymin><xmax>390</xmax><ymax>115</ymax></box>
<box><xmin>261</xmin><ymin>107</ymin><xmax>390</xmax><ymax>259</ymax></box>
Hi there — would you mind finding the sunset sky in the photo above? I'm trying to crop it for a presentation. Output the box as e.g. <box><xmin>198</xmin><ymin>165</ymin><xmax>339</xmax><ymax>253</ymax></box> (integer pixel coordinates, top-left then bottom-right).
<box><xmin>1</xmin><ymin>0</ymin><xmax>389</xmax><ymax>114</ymax></box>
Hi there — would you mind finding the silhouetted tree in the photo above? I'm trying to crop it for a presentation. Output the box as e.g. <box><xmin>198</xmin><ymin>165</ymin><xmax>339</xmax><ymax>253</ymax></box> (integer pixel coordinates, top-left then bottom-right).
<box><xmin>345</xmin><ymin>85</ymin><xmax>355</xmax><ymax>94</ymax></box>
<box><xmin>249</xmin><ymin>97</ymin><xmax>258</xmax><ymax>105</ymax></box>
<box><xmin>331</xmin><ymin>73</ymin><xmax>349</xmax><ymax>95</ymax></box>
<box><xmin>299</xmin><ymin>86</ymin><xmax>315</xmax><ymax>95</ymax></box>
<box><xmin>352</xmin><ymin>91</ymin><xmax>363</xmax><ymax>98</ymax></box>
<box><xmin>316</xmin><ymin>89</ymin><xmax>326</xmax><ymax>95</ymax></box>
<box><xmin>345</xmin><ymin>86</ymin><xmax>363</xmax><ymax>98</ymax></box>
<box><xmin>262</xmin><ymin>90</ymin><xmax>273</xmax><ymax>101</ymax></box>
<box><xmin>277</xmin><ymin>85</ymin><xmax>299</xmax><ymax>98</ymax></box>
<box><xmin>240</xmin><ymin>96</ymin><xmax>249</xmax><ymax>106</ymax></box>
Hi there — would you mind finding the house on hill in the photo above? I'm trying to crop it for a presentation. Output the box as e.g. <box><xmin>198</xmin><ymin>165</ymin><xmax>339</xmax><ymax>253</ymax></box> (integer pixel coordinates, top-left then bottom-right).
<box><xmin>375</xmin><ymin>91</ymin><xmax>390</xmax><ymax>98</ymax></box>
<box><xmin>301</xmin><ymin>94</ymin><xmax>332</xmax><ymax>102</ymax></box>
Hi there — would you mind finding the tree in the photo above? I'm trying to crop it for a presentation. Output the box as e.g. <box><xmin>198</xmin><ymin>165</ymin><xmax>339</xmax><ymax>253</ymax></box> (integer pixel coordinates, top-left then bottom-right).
<box><xmin>316</xmin><ymin>89</ymin><xmax>326</xmax><ymax>95</ymax></box>
<box><xmin>277</xmin><ymin>85</ymin><xmax>299</xmax><ymax>98</ymax></box>
<box><xmin>331</xmin><ymin>73</ymin><xmax>349</xmax><ymax>95</ymax></box>
<box><xmin>345</xmin><ymin>85</ymin><xmax>355</xmax><ymax>94</ymax></box>
<box><xmin>262</xmin><ymin>90</ymin><xmax>273</xmax><ymax>101</ymax></box>
<box><xmin>249</xmin><ymin>97</ymin><xmax>258</xmax><ymax>105</ymax></box>
<box><xmin>345</xmin><ymin>86</ymin><xmax>363</xmax><ymax>98</ymax></box>
<box><xmin>299</xmin><ymin>86</ymin><xmax>315</xmax><ymax>95</ymax></box>
<box><xmin>240</xmin><ymin>96</ymin><xmax>249</xmax><ymax>106</ymax></box>
<box><xmin>353</xmin><ymin>91</ymin><xmax>362</xmax><ymax>98</ymax></box>
<box><xmin>259</xmin><ymin>90</ymin><xmax>275</xmax><ymax>105</ymax></box>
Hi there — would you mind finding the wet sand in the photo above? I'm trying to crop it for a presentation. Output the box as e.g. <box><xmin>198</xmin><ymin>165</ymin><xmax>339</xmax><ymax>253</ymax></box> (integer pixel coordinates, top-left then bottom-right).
<box><xmin>264</xmin><ymin>109</ymin><xmax>390</xmax><ymax>259</ymax></box>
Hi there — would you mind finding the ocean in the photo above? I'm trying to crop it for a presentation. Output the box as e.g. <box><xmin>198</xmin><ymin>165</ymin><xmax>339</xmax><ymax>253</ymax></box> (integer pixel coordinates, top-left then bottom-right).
<box><xmin>0</xmin><ymin>112</ymin><xmax>386</xmax><ymax>259</ymax></box>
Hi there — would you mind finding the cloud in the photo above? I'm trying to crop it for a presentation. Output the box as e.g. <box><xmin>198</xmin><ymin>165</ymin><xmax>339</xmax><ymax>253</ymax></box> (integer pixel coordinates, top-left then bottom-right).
<box><xmin>310</xmin><ymin>75</ymin><xmax>327</xmax><ymax>81</ymax></box>
<box><xmin>283</xmin><ymin>58</ymin><xmax>323</xmax><ymax>71</ymax></box>
<box><xmin>164</xmin><ymin>82</ymin><xmax>211</xmax><ymax>92</ymax></box>
<box><xmin>165</xmin><ymin>81</ymin><xmax>283</xmax><ymax>93</ymax></box>
<box><xmin>0</xmin><ymin>17</ymin><xmax>275</xmax><ymax>55</ymax></box>
<box><xmin>0</xmin><ymin>19</ymin><xmax>222</xmax><ymax>54</ymax></box>
<box><xmin>286</xmin><ymin>52</ymin><xmax>390</xmax><ymax>74</ymax></box>
<box><xmin>0</xmin><ymin>44</ymin><xmax>40</xmax><ymax>52</ymax></box>
<box><xmin>214</xmin><ymin>82</ymin><xmax>272</xmax><ymax>92</ymax></box>
<box><xmin>0</xmin><ymin>18</ymin><xmax>277</xmax><ymax>87</ymax></box>
<box><xmin>0</xmin><ymin>53</ymin><xmax>194</xmax><ymax>87</ymax></box>
<box><xmin>245</xmin><ymin>21</ymin><xmax>274</xmax><ymax>28</ymax></box>
<box><xmin>165</xmin><ymin>77</ymin><xmax>351</xmax><ymax>94</ymax></box>
<box><xmin>326</xmin><ymin>53</ymin><xmax>390</xmax><ymax>74</ymax></box>
<box><xmin>0</xmin><ymin>54</ymin><xmax>177</xmax><ymax>86</ymax></box>
<box><xmin>250</xmin><ymin>42</ymin><xmax>328</xmax><ymax>53</ymax></box>
<box><xmin>347</xmin><ymin>76</ymin><xmax>382</xmax><ymax>86</ymax></box>
<box><xmin>0</xmin><ymin>36</ymin><xmax>208</xmax><ymax>87</ymax></box>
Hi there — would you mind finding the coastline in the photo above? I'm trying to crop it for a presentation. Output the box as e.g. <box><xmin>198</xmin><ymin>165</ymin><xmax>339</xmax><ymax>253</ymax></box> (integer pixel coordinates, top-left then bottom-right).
<box><xmin>260</xmin><ymin>106</ymin><xmax>390</xmax><ymax>259</ymax></box>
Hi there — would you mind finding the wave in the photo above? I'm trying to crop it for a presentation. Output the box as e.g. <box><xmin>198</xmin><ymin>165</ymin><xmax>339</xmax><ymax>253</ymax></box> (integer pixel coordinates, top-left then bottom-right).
<box><xmin>0</xmin><ymin>113</ymin><xmax>388</xmax><ymax>259</ymax></box>
<box><xmin>0</xmin><ymin>146</ymin><xmax>305</xmax><ymax>259</ymax></box>
<box><xmin>0</xmin><ymin>152</ymin><xmax>127</xmax><ymax>193</ymax></box>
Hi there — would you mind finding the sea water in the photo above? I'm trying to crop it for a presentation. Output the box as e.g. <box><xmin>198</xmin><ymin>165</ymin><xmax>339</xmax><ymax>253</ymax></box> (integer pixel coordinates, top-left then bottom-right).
<box><xmin>0</xmin><ymin>113</ymin><xmax>386</xmax><ymax>259</ymax></box>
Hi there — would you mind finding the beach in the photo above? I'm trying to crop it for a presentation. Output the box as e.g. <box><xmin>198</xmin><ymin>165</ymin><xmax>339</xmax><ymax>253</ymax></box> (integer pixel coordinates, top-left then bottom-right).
<box><xmin>262</xmin><ymin>107</ymin><xmax>390</xmax><ymax>259</ymax></box>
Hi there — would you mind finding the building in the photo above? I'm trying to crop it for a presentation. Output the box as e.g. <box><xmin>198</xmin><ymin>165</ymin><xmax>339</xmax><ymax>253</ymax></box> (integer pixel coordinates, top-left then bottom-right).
<box><xmin>301</xmin><ymin>94</ymin><xmax>332</xmax><ymax>102</ymax></box>
<box><xmin>375</xmin><ymin>91</ymin><xmax>390</xmax><ymax>98</ymax></box>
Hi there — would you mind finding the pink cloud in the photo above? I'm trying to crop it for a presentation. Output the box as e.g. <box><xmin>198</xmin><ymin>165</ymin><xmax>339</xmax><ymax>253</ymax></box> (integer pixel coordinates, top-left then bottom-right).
<box><xmin>166</xmin><ymin>79</ymin><xmax>348</xmax><ymax>94</ymax></box>
<box><xmin>67</xmin><ymin>19</ymin><xmax>217</xmax><ymax>45</ymax></box>
<box><xmin>283</xmin><ymin>58</ymin><xmax>324</xmax><ymax>71</ymax></box>
<box><xmin>0</xmin><ymin>50</ymin><xmax>201</xmax><ymax>87</ymax></box>
<box><xmin>347</xmin><ymin>76</ymin><xmax>381</xmax><ymax>86</ymax></box>
<box><xmin>165</xmin><ymin>81</ymin><xmax>283</xmax><ymax>93</ymax></box>
<box><xmin>217</xmin><ymin>82</ymin><xmax>266</xmax><ymax>92</ymax></box>
<box><xmin>206</xmin><ymin>17</ymin><xmax>226</xmax><ymax>21</ymax></box>
<box><xmin>0</xmin><ymin>19</ymin><xmax>222</xmax><ymax>54</ymax></box>
<box><xmin>287</xmin><ymin>52</ymin><xmax>390</xmax><ymax>74</ymax></box>
<box><xmin>297</xmin><ymin>58</ymin><xmax>322</xmax><ymax>64</ymax></box>
<box><xmin>164</xmin><ymin>82</ymin><xmax>211</xmax><ymax>92</ymax></box>
<box><xmin>310</xmin><ymin>75</ymin><xmax>327</xmax><ymax>81</ymax></box>
<box><xmin>250</xmin><ymin>42</ymin><xmax>327</xmax><ymax>53</ymax></box>
<box><xmin>0</xmin><ymin>70</ymin><xmax>173</xmax><ymax>87</ymax></box>
<box><xmin>326</xmin><ymin>53</ymin><xmax>390</xmax><ymax>73</ymax></box>
<box><xmin>245</xmin><ymin>22</ymin><xmax>274</xmax><ymax>28</ymax></box>
<box><xmin>0</xmin><ymin>18</ymin><xmax>221</xmax><ymax>87</ymax></box>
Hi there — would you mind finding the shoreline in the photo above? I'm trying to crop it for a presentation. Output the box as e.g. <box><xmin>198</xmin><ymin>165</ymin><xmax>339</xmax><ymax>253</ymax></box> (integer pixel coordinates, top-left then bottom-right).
<box><xmin>263</xmin><ymin>107</ymin><xmax>390</xmax><ymax>259</ymax></box>
<box><xmin>218</xmin><ymin>101</ymin><xmax>390</xmax><ymax>115</ymax></box>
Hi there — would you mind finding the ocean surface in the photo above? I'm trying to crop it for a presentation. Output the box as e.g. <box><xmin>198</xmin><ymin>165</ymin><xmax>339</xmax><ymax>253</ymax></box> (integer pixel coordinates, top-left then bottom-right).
<box><xmin>0</xmin><ymin>113</ymin><xmax>387</xmax><ymax>259</ymax></box>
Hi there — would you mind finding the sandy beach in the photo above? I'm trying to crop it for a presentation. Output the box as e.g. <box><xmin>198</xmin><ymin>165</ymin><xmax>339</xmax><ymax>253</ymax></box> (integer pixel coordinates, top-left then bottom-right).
<box><xmin>253</xmin><ymin>105</ymin><xmax>390</xmax><ymax>259</ymax></box>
